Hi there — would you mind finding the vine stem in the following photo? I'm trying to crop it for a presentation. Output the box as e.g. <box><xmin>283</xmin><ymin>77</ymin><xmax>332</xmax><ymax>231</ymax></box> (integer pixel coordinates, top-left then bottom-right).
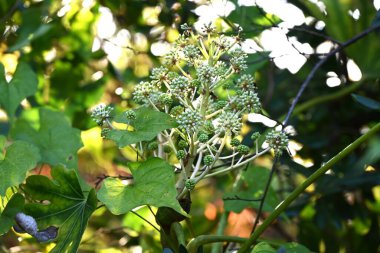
<box><xmin>279</xmin><ymin>80</ymin><xmax>363</xmax><ymax>121</ymax></box>
<box><xmin>187</xmin><ymin>235</ymin><xmax>247</xmax><ymax>253</ymax></box>
<box><xmin>237</xmin><ymin>122</ymin><xmax>380</xmax><ymax>252</ymax></box>
<box><xmin>283</xmin><ymin>22</ymin><xmax>380</xmax><ymax>126</ymax></box>
<box><xmin>248</xmin><ymin>23</ymin><xmax>380</xmax><ymax>246</ymax></box>
<box><xmin>250</xmin><ymin>156</ymin><xmax>278</xmax><ymax>234</ymax></box>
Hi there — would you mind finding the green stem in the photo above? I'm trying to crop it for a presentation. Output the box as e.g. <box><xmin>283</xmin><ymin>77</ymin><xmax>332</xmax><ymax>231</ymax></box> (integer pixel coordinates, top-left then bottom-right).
<box><xmin>238</xmin><ymin>121</ymin><xmax>380</xmax><ymax>252</ymax></box>
<box><xmin>187</xmin><ymin>235</ymin><xmax>247</xmax><ymax>253</ymax></box>
<box><xmin>279</xmin><ymin>81</ymin><xmax>363</xmax><ymax>121</ymax></box>
<box><xmin>211</xmin><ymin>211</ymin><xmax>229</xmax><ymax>253</ymax></box>
<box><xmin>172</xmin><ymin>222</ymin><xmax>186</xmax><ymax>246</ymax></box>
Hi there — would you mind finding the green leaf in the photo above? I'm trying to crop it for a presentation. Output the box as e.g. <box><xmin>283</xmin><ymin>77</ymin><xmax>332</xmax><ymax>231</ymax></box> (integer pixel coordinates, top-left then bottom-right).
<box><xmin>24</xmin><ymin>166</ymin><xmax>97</xmax><ymax>253</ymax></box>
<box><xmin>279</xmin><ymin>242</ymin><xmax>311</xmax><ymax>253</ymax></box>
<box><xmin>98</xmin><ymin>157</ymin><xmax>185</xmax><ymax>215</ymax></box>
<box><xmin>0</xmin><ymin>62</ymin><xmax>38</xmax><ymax>119</ymax></box>
<box><xmin>251</xmin><ymin>242</ymin><xmax>276</xmax><ymax>253</ymax></box>
<box><xmin>352</xmin><ymin>94</ymin><xmax>380</xmax><ymax>110</ymax></box>
<box><xmin>223</xmin><ymin>166</ymin><xmax>278</xmax><ymax>213</ymax></box>
<box><xmin>107</xmin><ymin>107</ymin><xmax>178</xmax><ymax>147</ymax></box>
<box><xmin>0</xmin><ymin>141</ymin><xmax>40</xmax><ymax>196</ymax></box>
<box><xmin>0</xmin><ymin>135</ymin><xmax>6</xmax><ymax>160</ymax></box>
<box><xmin>0</xmin><ymin>193</ymin><xmax>25</xmax><ymax>236</ymax></box>
<box><xmin>7</xmin><ymin>8</ymin><xmax>53</xmax><ymax>52</ymax></box>
<box><xmin>11</xmin><ymin>108</ymin><xmax>83</xmax><ymax>169</ymax></box>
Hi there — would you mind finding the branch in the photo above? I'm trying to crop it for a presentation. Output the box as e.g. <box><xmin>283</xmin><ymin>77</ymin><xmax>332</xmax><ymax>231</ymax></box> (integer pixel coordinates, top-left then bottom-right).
<box><xmin>279</xmin><ymin>80</ymin><xmax>363</xmax><ymax>120</ymax></box>
<box><xmin>250</xmin><ymin>156</ymin><xmax>278</xmax><ymax>234</ymax></box>
<box><xmin>187</xmin><ymin>235</ymin><xmax>247</xmax><ymax>253</ymax></box>
<box><xmin>283</xmin><ymin>22</ymin><xmax>380</xmax><ymax>126</ymax></box>
<box><xmin>223</xmin><ymin>195</ymin><xmax>263</xmax><ymax>202</ymax></box>
<box><xmin>241</xmin><ymin>23</ymin><xmax>380</xmax><ymax>252</ymax></box>
<box><xmin>237</xmin><ymin>121</ymin><xmax>380</xmax><ymax>252</ymax></box>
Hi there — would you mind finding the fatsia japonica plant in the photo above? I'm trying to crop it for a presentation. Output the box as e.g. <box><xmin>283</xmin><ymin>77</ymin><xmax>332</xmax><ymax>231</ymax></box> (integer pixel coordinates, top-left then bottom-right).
<box><xmin>89</xmin><ymin>24</ymin><xmax>289</xmax><ymax>251</ymax></box>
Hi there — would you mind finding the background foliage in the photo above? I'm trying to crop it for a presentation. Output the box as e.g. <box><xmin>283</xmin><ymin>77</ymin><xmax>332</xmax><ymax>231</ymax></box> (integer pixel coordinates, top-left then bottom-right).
<box><xmin>0</xmin><ymin>0</ymin><xmax>379</xmax><ymax>252</ymax></box>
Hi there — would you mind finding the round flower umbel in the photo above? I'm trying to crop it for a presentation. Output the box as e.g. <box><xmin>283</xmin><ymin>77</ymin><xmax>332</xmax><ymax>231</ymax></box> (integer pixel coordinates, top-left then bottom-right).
<box><xmin>133</xmin><ymin>81</ymin><xmax>158</xmax><ymax>104</ymax></box>
<box><xmin>216</xmin><ymin>111</ymin><xmax>242</xmax><ymax>135</ymax></box>
<box><xmin>213</xmin><ymin>36</ymin><xmax>231</xmax><ymax>52</ymax></box>
<box><xmin>177</xmin><ymin>109</ymin><xmax>202</xmax><ymax>133</ymax></box>
<box><xmin>150</xmin><ymin>66</ymin><xmax>169</xmax><ymax>85</ymax></box>
<box><xmin>164</xmin><ymin>51</ymin><xmax>179</xmax><ymax>66</ymax></box>
<box><xmin>237</xmin><ymin>74</ymin><xmax>256</xmax><ymax>91</ymax></box>
<box><xmin>183</xmin><ymin>45</ymin><xmax>201</xmax><ymax>65</ymax></box>
<box><xmin>266</xmin><ymin>130</ymin><xmax>289</xmax><ymax>156</ymax></box>
<box><xmin>214</xmin><ymin>61</ymin><xmax>229</xmax><ymax>79</ymax></box>
<box><xmin>170</xmin><ymin>76</ymin><xmax>191</xmax><ymax>95</ymax></box>
<box><xmin>91</xmin><ymin>104</ymin><xmax>113</xmax><ymax>126</ymax></box>
<box><xmin>235</xmin><ymin>90</ymin><xmax>261</xmax><ymax>113</ymax></box>
<box><xmin>230</xmin><ymin>48</ymin><xmax>248</xmax><ymax>73</ymax></box>
<box><xmin>197</xmin><ymin>64</ymin><xmax>217</xmax><ymax>84</ymax></box>
<box><xmin>124</xmin><ymin>110</ymin><xmax>136</xmax><ymax>120</ymax></box>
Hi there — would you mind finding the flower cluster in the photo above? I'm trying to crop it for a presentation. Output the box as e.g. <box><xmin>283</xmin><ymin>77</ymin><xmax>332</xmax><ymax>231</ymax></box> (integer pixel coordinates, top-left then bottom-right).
<box><xmin>230</xmin><ymin>48</ymin><xmax>248</xmax><ymax>73</ymax></box>
<box><xmin>183</xmin><ymin>45</ymin><xmax>200</xmax><ymax>65</ymax></box>
<box><xmin>90</xmin><ymin>22</ymin><xmax>287</xmax><ymax>197</ymax></box>
<box><xmin>237</xmin><ymin>74</ymin><xmax>256</xmax><ymax>91</ymax></box>
<box><xmin>235</xmin><ymin>91</ymin><xmax>261</xmax><ymax>113</ymax></box>
<box><xmin>170</xmin><ymin>76</ymin><xmax>191</xmax><ymax>95</ymax></box>
<box><xmin>177</xmin><ymin>109</ymin><xmax>202</xmax><ymax>133</ymax></box>
<box><xmin>216</xmin><ymin>111</ymin><xmax>242</xmax><ymax>135</ymax></box>
<box><xmin>266</xmin><ymin>130</ymin><xmax>289</xmax><ymax>156</ymax></box>
<box><xmin>197</xmin><ymin>64</ymin><xmax>217</xmax><ymax>84</ymax></box>
<box><xmin>91</xmin><ymin>104</ymin><xmax>113</xmax><ymax>126</ymax></box>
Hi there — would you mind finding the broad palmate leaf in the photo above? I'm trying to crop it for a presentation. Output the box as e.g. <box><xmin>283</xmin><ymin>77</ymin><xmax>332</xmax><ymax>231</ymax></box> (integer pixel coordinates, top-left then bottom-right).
<box><xmin>107</xmin><ymin>107</ymin><xmax>178</xmax><ymax>147</ymax></box>
<box><xmin>24</xmin><ymin>166</ymin><xmax>97</xmax><ymax>253</ymax></box>
<box><xmin>11</xmin><ymin>108</ymin><xmax>83</xmax><ymax>169</ymax></box>
<box><xmin>98</xmin><ymin>157</ymin><xmax>184</xmax><ymax>215</ymax></box>
<box><xmin>0</xmin><ymin>62</ymin><xmax>38</xmax><ymax>119</ymax></box>
<box><xmin>0</xmin><ymin>140</ymin><xmax>40</xmax><ymax>196</ymax></box>
<box><xmin>0</xmin><ymin>193</ymin><xmax>25</xmax><ymax>235</ymax></box>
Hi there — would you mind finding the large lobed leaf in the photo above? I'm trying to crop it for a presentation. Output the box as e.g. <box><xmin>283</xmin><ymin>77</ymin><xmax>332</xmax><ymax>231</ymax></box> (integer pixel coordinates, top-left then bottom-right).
<box><xmin>0</xmin><ymin>193</ymin><xmax>25</xmax><ymax>236</ymax></box>
<box><xmin>98</xmin><ymin>157</ymin><xmax>184</xmax><ymax>215</ymax></box>
<box><xmin>107</xmin><ymin>107</ymin><xmax>178</xmax><ymax>147</ymax></box>
<box><xmin>0</xmin><ymin>62</ymin><xmax>38</xmax><ymax>119</ymax></box>
<box><xmin>0</xmin><ymin>140</ymin><xmax>40</xmax><ymax>196</ymax></box>
<box><xmin>24</xmin><ymin>166</ymin><xmax>96</xmax><ymax>253</ymax></box>
<box><xmin>224</xmin><ymin>166</ymin><xmax>278</xmax><ymax>213</ymax></box>
<box><xmin>252</xmin><ymin>242</ymin><xmax>311</xmax><ymax>253</ymax></box>
<box><xmin>11</xmin><ymin>108</ymin><xmax>83</xmax><ymax>169</ymax></box>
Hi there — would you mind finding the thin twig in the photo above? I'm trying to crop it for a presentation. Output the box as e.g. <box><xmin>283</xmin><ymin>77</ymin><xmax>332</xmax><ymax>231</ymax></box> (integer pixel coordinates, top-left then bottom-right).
<box><xmin>242</xmin><ymin>22</ymin><xmax>380</xmax><ymax>251</ymax></box>
<box><xmin>283</xmin><ymin>22</ymin><xmax>380</xmax><ymax>126</ymax></box>
<box><xmin>223</xmin><ymin>195</ymin><xmax>263</xmax><ymax>202</ymax></box>
<box><xmin>130</xmin><ymin>210</ymin><xmax>160</xmax><ymax>232</ymax></box>
<box><xmin>103</xmin><ymin>38</ymin><xmax>142</xmax><ymax>54</ymax></box>
<box><xmin>250</xmin><ymin>156</ymin><xmax>278</xmax><ymax>234</ymax></box>
<box><xmin>238</xmin><ymin>122</ymin><xmax>380</xmax><ymax>252</ymax></box>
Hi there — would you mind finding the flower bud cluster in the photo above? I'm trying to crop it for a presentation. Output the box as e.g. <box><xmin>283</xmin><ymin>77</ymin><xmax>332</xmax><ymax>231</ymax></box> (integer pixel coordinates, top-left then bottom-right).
<box><xmin>170</xmin><ymin>76</ymin><xmax>191</xmax><ymax>95</ymax></box>
<box><xmin>230</xmin><ymin>48</ymin><xmax>248</xmax><ymax>73</ymax></box>
<box><xmin>177</xmin><ymin>109</ymin><xmax>202</xmax><ymax>133</ymax></box>
<box><xmin>237</xmin><ymin>74</ymin><xmax>256</xmax><ymax>91</ymax></box>
<box><xmin>150</xmin><ymin>66</ymin><xmax>168</xmax><ymax>83</ymax></box>
<box><xmin>266</xmin><ymin>130</ymin><xmax>289</xmax><ymax>156</ymax></box>
<box><xmin>91</xmin><ymin>104</ymin><xmax>113</xmax><ymax>126</ymax></box>
<box><xmin>216</xmin><ymin>111</ymin><xmax>242</xmax><ymax>135</ymax></box>
<box><xmin>93</xmin><ymin>23</ymin><xmax>276</xmax><ymax>178</ymax></box>
<box><xmin>235</xmin><ymin>91</ymin><xmax>261</xmax><ymax>113</ymax></box>
<box><xmin>197</xmin><ymin>64</ymin><xmax>217</xmax><ymax>84</ymax></box>
<box><xmin>183</xmin><ymin>45</ymin><xmax>201</xmax><ymax>65</ymax></box>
